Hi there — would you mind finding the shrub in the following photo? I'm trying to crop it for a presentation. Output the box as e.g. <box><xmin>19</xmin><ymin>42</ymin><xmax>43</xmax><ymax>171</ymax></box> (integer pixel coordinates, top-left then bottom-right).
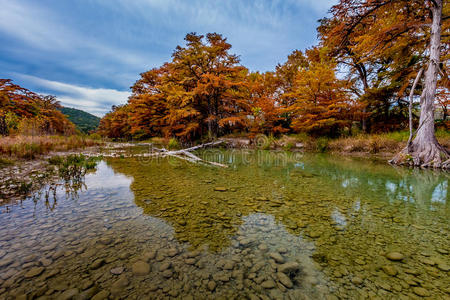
<box><xmin>316</xmin><ymin>137</ymin><xmax>329</xmax><ymax>153</ymax></box>
<box><xmin>168</xmin><ymin>138</ymin><xmax>179</xmax><ymax>150</ymax></box>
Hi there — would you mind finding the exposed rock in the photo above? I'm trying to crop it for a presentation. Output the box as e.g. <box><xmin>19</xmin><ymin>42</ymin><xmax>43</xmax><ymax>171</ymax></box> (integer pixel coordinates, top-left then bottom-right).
<box><xmin>132</xmin><ymin>261</ymin><xmax>150</xmax><ymax>276</ymax></box>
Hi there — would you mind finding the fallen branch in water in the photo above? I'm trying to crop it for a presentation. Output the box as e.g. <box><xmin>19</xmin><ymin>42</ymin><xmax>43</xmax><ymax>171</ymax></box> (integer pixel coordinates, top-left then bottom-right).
<box><xmin>148</xmin><ymin>140</ymin><xmax>227</xmax><ymax>167</ymax></box>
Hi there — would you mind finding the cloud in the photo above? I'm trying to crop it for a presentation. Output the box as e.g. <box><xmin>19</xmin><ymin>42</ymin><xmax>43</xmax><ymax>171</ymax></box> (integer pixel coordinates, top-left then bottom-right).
<box><xmin>16</xmin><ymin>74</ymin><xmax>130</xmax><ymax>116</ymax></box>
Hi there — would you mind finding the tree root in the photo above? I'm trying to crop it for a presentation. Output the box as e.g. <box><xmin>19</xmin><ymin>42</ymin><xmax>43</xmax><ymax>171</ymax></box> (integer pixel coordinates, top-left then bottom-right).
<box><xmin>390</xmin><ymin>142</ymin><xmax>450</xmax><ymax>169</ymax></box>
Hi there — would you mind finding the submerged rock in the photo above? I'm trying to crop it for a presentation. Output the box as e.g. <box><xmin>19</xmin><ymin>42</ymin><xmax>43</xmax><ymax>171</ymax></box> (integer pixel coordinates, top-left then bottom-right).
<box><xmin>214</xmin><ymin>187</ymin><xmax>228</xmax><ymax>192</ymax></box>
<box><xmin>412</xmin><ymin>287</ymin><xmax>430</xmax><ymax>297</ymax></box>
<box><xmin>278</xmin><ymin>262</ymin><xmax>300</xmax><ymax>274</ymax></box>
<box><xmin>24</xmin><ymin>267</ymin><xmax>45</xmax><ymax>278</ymax></box>
<box><xmin>386</xmin><ymin>252</ymin><xmax>404</xmax><ymax>261</ymax></box>
<box><xmin>261</xmin><ymin>279</ymin><xmax>276</xmax><ymax>289</ymax></box>
<box><xmin>110</xmin><ymin>267</ymin><xmax>124</xmax><ymax>275</ymax></box>
<box><xmin>277</xmin><ymin>272</ymin><xmax>293</xmax><ymax>288</ymax></box>
<box><xmin>57</xmin><ymin>288</ymin><xmax>79</xmax><ymax>300</ymax></box>
<box><xmin>381</xmin><ymin>265</ymin><xmax>398</xmax><ymax>276</ymax></box>
<box><xmin>132</xmin><ymin>261</ymin><xmax>150</xmax><ymax>275</ymax></box>
<box><xmin>90</xmin><ymin>259</ymin><xmax>105</xmax><ymax>270</ymax></box>
<box><xmin>269</xmin><ymin>252</ymin><xmax>285</xmax><ymax>264</ymax></box>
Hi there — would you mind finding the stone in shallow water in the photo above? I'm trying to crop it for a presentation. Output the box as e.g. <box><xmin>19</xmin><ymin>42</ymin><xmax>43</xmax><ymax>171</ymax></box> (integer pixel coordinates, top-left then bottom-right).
<box><xmin>110</xmin><ymin>267</ymin><xmax>124</xmax><ymax>275</ymax></box>
<box><xmin>214</xmin><ymin>187</ymin><xmax>228</xmax><ymax>192</ymax></box>
<box><xmin>207</xmin><ymin>280</ymin><xmax>217</xmax><ymax>291</ymax></box>
<box><xmin>57</xmin><ymin>288</ymin><xmax>79</xmax><ymax>300</ymax></box>
<box><xmin>132</xmin><ymin>261</ymin><xmax>150</xmax><ymax>275</ymax></box>
<box><xmin>278</xmin><ymin>262</ymin><xmax>300</xmax><ymax>274</ymax></box>
<box><xmin>24</xmin><ymin>267</ymin><xmax>45</xmax><ymax>278</ymax></box>
<box><xmin>386</xmin><ymin>252</ymin><xmax>404</xmax><ymax>261</ymax></box>
<box><xmin>277</xmin><ymin>272</ymin><xmax>293</xmax><ymax>288</ymax></box>
<box><xmin>261</xmin><ymin>279</ymin><xmax>276</xmax><ymax>289</ymax></box>
<box><xmin>90</xmin><ymin>259</ymin><xmax>105</xmax><ymax>270</ymax></box>
<box><xmin>437</xmin><ymin>263</ymin><xmax>450</xmax><ymax>272</ymax></box>
<box><xmin>159</xmin><ymin>262</ymin><xmax>171</xmax><ymax>271</ymax></box>
<box><xmin>413</xmin><ymin>287</ymin><xmax>430</xmax><ymax>297</ymax></box>
<box><xmin>269</xmin><ymin>252</ymin><xmax>285</xmax><ymax>264</ymax></box>
<box><xmin>92</xmin><ymin>290</ymin><xmax>110</xmax><ymax>300</ymax></box>
<box><xmin>162</xmin><ymin>269</ymin><xmax>173</xmax><ymax>278</ymax></box>
<box><xmin>351</xmin><ymin>276</ymin><xmax>364</xmax><ymax>285</ymax></box>
<box><xmin>381</xmin><ymin>265</ymin><xmax>398</xmax><ymax>276</ymax></box>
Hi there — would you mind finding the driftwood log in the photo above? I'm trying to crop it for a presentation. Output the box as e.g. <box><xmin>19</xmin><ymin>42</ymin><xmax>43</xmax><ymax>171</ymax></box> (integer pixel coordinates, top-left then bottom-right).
<box><xmin>147</xmin><ymin>140</ymin><xmax>228</xmax><ymax>167</ymax></box>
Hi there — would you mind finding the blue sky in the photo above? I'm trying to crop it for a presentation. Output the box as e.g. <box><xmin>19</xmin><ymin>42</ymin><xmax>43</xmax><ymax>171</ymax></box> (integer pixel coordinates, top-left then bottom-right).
<box><xmin>0</xmin><ymin>0</ymin><xmax>336</xmax><ymax>116</ymax></box>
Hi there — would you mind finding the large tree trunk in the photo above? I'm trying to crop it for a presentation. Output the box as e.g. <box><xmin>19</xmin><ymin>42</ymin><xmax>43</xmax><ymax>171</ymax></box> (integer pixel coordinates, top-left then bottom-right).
<box><xmin>391</xmin><ymin>0</ymin><xmax>449</xmax><ymax>168</ymax></box>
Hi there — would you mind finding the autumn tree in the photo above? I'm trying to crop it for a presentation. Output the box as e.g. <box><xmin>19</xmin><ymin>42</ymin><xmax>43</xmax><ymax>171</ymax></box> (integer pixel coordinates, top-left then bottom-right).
<box><xmin>246</xmin><ymin>71</ymin><xmax>288</xmax><ymax>136</ymax></box>
<box><xmin>285</xmin><ymin>48</ymin><xmax>355</xmax><ymax>136</ymax></box>
<box><xmin>320</xmin><ymin>0</ymin><xmax>449</xmax><ymax>167</ymax></box>
<box><xmin>0</xmin><ymin>79</ymin><xmax>75</xmax><ymax>135</ymax></box>
<box><xmin>118</xmin><ymin>33</ymin><xmax>249</xmax><ymax>142</ymax></box>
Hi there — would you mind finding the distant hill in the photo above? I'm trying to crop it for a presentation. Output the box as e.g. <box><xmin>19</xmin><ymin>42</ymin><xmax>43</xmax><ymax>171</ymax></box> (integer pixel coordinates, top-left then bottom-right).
<box><xmin>59</xmin><ymin>107</ymin><xmax>101</xmax><ymax>134</ymax></box>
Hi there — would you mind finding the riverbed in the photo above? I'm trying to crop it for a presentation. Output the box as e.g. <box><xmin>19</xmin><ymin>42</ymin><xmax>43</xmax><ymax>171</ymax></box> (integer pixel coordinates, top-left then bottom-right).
<box><xmin>0</xmin><ymin>149</ymin><xmax>448</xmax><ymax>299</ymax></box>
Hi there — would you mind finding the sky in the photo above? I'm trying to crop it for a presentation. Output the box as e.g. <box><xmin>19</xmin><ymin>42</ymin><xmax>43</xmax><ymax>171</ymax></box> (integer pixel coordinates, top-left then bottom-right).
<box><xmin>0</xmin><ymin>0</ymin><xmax>336</xmax><ymax>116</ymax></box>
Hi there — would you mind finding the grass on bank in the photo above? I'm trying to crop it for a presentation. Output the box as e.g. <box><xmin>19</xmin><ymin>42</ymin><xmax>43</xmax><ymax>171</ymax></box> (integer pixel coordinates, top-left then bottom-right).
<box><xmin>222</xmin><ymin>130</ymin><xmax>450</xmax><ymax>155</ymax></box>
<box><xmin>0</xmin><ymin>135</ymin><xmax>103</xmax><ymax>160</ymax></box>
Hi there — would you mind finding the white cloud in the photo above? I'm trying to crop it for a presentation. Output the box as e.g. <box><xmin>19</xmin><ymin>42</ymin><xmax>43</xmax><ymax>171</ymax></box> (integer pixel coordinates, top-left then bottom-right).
<box><xmin>16</xmin><ymin>74</ymin><xmax>130</xmax><ymax>116</ymax></box>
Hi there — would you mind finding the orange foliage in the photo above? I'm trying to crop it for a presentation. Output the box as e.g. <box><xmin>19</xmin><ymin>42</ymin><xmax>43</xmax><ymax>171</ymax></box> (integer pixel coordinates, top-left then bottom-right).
<box><xmin>0</xmin><ymin>79</ymin><xmax>75</xmax><ymax>136</ymax></box>
<box><xmin>287</xmin><ymin>48</ymin><xmax>356</xmax><ymax>136</ymax></box>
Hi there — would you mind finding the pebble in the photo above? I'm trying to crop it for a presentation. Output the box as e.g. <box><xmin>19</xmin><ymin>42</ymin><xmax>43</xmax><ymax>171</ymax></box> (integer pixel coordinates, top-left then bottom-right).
<box><xmin>162</xmin><ymin>269</ymin><xmax>173</xmax><ymax>278</ymax></box>
<box><xmin>437</xmin><ymin>263</ymin><xmax>449</xmax><ymax>272</ymax></box>
<box><xmin>159</xmin><ymin>262</ymin><xmax>171</xmax><ymax>271</ymax></box>
<box><xmin>278</xmin><ymin>262</ymin><xmax>300</xmax><ymax>274</ymax></box>
<box><xmin>57</xmin><ymin>288</ymin><xmax>79</xmax><ymax>300</ymax></box>
<box><xmin>386</xmin><ymin>252</ymin><xmax>404</xmax><ymax>261</ymax></box>
<box><xmin>90</xmin><ymin>259</ymin><xmax>105</xmax><ymax>270</ymax></box>
<box><xmin>351</xmin><ymin>276</ymin><xmax>364</xmax><ymax>285</ymax></box>
<box><xmin>412</xmin><ymin>287</ymin><xmax>430</xmax><ymax>297</ymax></box>
<box><xmin>269</xmin><ymin>252</ymin><xmax>285</xmax><ymax>264</ymax></box>
<box><xmin>24</xmin><ymin>266</ymin><xmax>45</xmax><ymax>278</ymax></box>
<box><xmin>207</xmin><ymin>280</ymin><xmax>217</xmax><ymax>291</ymax></box>
<box><xmin>98</xmin><ymin>237</ymin><xmax>113</xmax><ymax>245</ymax></box>
<box><xmin>92</xmin><ymin>290</ymin><xmax>110</xmax><ymax>300</ymax></box>
<box><xmin>277</xmin><ymin>272</ymin><xmax>293</xmax><ymax>288</ymax></box>
<box><xmin>261</xmin><ymin>279</ymin><xmax>276</xmax><ymax>289</ymax></box>
<box><xmin>110</xmin><ymin>267</ymin><xmax>124</xmax><ymax>275</ymax></box>
<box><xmin>214</xmin><ymin>187</ymin><xmax>228</xmax><ymax>192</ymax></box>
<box><xmin>381</xmin><ymin>265</ymin><xmax>398</xmax><ymax>276</ymax></box>
<box><xmin>132</xmin><ymin>261</ymin><xmax>150</xmax><ymax>275</ymax></box>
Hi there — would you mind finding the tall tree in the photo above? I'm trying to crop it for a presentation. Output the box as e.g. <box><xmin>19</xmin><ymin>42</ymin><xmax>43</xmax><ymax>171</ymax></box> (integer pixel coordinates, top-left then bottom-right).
<box><xmin>320</xmin><ymin>0</ymin><xmax>449</xmax><ymax>167</ymax></box>
<box><xmin>286</xmin><ymin>48</ymin><xmax>355</xmax><ymax>136</ymax></box>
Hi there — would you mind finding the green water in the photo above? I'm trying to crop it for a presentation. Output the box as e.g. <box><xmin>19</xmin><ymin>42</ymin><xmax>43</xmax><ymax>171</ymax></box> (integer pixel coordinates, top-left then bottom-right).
<box><xmin>0</xmin><ymin>150</ymin><xmax>449</xmax><ymax>299</ymax></box>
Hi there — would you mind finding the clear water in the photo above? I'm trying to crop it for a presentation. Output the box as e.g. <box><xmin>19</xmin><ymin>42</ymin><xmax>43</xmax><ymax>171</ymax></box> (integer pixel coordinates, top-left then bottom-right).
<box><xmin>0</xmin><ymin>150</ymin><xmax>449</xmax><ymax>299</ymax></box>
